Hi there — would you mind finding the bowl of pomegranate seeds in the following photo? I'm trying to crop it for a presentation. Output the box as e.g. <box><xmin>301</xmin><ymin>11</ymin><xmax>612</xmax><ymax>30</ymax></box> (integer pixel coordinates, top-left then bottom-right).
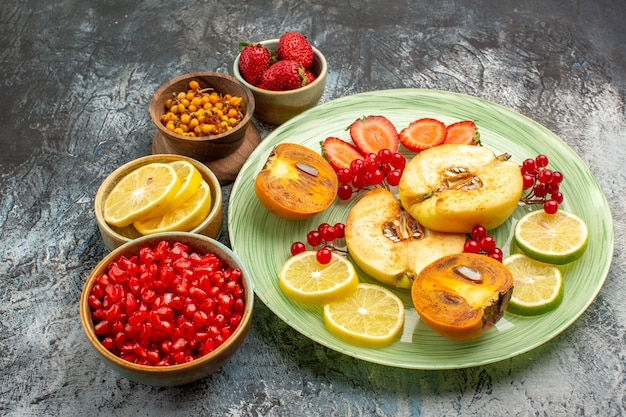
<box><xmin>232</xmin><ymin>32</ymin><xmax>327</xmax><ymax>125</ymax></box>
<box><xmin>149</xmin><ymin>71</ymin><xmax>255</xmax><ymax>161</ymax></box>
<box><xmin>80</xmin><ymin>232</ymin><xmax>253</xmax><ymax>386</ymax></box>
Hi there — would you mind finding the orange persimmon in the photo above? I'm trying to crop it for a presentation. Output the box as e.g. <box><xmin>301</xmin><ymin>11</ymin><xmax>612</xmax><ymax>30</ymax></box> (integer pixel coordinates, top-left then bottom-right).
<box><xmin>254</xmin><ymin>143</ymin><xmax>338</xmax><ymax>220</ymax></box>
<box><xmin>411</xmin><ymin>253</ymin><xmax>514</xmax><ymax>340</ymax></box>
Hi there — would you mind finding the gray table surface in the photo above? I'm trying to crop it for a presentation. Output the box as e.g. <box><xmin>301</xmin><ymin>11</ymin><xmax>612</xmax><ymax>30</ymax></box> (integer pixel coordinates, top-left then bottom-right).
<box><xmin>2</xmin><ymin>0</ymin><xmax>625</xmax><ymax>416</ymax></box>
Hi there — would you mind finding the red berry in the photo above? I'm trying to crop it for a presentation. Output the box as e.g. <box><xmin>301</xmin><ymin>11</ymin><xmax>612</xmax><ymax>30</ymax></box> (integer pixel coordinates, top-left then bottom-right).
<box><xmin>238</xmin><ymin>43</ymin><xmax>272</xmax><ymax>85</ymax></box>
<box><xmin>544</xmin><ymin>200</ymin><xmax>559</xmax><ymax>214</ymax></box>
<box><xmin>337</xmin><ymin>184</ymin><xmax>353</xmax><ymax>200</ymax></box>
<box><xmin>386</xmin><ymin>169</ymin><xmax>402</xmax><ymax>186</ymax></box>
<box><xmin>277</xmin><ymin>31</ymin><xmax>314</xmax><ymax>69</ymax></box>
<box><xmin>522</xmin><ymin>174</ymin><xmax>536</xmax><ymax>190</ymax></box>
<box><xmin>261</xmin><ymin>60</ymin><xmax>306</xmax><ymax>91</ymax></box>
<box><xmin>551</xmin><ymin>171</ymin><xmax>564</xmax><ymax>185</ymax></box>
<box><xmin>306</xmin><ymin>231</ymin><xmax>323</xmax><ymax>246</ymax></box>
<box><xmin>535</xmin><ymin>154</ymin><xmax>549</xmax><ymax>168</ymax></box>
<box><xmin>336</xmin><ymin>168</ymin><xmax>352</xmax><ymax>184</ymax></box>
<box><xmin>290</xmin><ymin>242</ymin><xmax>306</xmax><ymax>256</ymax></box>
<box><xmin>321</xmin><ymin>225</ymin><xmax>338</xmax><ymax>242</ymax></box>
<box><xmin>480</xmin><ymin>236</ymin><xmax>497</xmax><ymax>254</ymax></box>
<box><xmin>390</xmin><ymin>153</ymin><xmax>406</xmax><ymax>170</ymax></box>
<box><xmin>537</xmin><ymin>168</ymin><xmax>553</xmax><ymax>184</ymax></box>
<box><xmin>376</xmin><ymin>149</ymin><xmax>393</xmax><ymax>164</ymax></box>
<box><xmin>521</xmin><ymin>158</ymin><xmax>537</xmax><ymax>175</ymax></box>
<box><xmin>463</xmin><ymin>240</ymin><xmax>481</xmax><ymax>254</ymax></box>
<box><xmin>333</xmin><ymin>223</ymin><xmax>345</xmax><ymax>239</ymax></box>
<box><xmin>316</xmin><ymin>248</ymin><xmax>332</xmax><ymax>264</ymax></box>
<box><xmin>471</xmin><ymin>225</ymin><xmax>487</xmax><ymax>241</ymax></box>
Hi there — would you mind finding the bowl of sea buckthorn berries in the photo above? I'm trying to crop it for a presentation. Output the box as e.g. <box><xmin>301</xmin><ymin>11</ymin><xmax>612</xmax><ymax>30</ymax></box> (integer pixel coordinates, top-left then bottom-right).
<box><xmin>233</xmin><ymin>31</ymin><xmax>327</xmax><ymax>125</ymax></box>
<box><xmin>149</xmin><ymin>72</ymin><xmax>255</xmax><ymax>161</ymax></box>
<box><xmin>80</xmin><ymin>232</ymin><xmax>254</xmax><ymax>386</ymax></box>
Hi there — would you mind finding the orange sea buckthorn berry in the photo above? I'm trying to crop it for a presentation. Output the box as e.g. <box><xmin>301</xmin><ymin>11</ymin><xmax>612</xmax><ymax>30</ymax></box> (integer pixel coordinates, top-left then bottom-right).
<box><xmin>188</xmin><ymin>80</ymin><xmax>200</xmax><ymax>90</ymax></box>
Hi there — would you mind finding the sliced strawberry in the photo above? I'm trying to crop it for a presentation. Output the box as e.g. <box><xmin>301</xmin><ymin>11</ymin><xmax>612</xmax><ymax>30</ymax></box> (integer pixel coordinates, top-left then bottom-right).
<box><xmin>443</xmin><ymin>120</ymin><xmax>481</xmax><ymax>145</ymax></box>
<box><xmin>348</xmin><ymin>115</ymin><xmax>399</xmax><ymax>155</ymax></box>
<box><xmin>399</xmin><ymin>118</ymin><xmax>446</xmax><ymax>152</ymax></box>
<box><xmin>322</xmin><ymin>136</ymin><xmax>365</xmax><ymax>171</ymax></box>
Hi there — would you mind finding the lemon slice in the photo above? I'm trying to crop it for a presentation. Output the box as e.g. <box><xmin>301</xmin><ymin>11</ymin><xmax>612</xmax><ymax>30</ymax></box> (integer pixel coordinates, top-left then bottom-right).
<box><xmin>279</xmin><ymin>251</ymin><xmax>358</xmax><ymax>304</ymax></box>
<box><xmin>323</xmin><ymin>283</ymin><xmax>405</xmax><ymax>347</ymax></box>
<box><xmin>103</xmin><ymin>163</ymin><xmax>181</xmax><ymax>227</ymax></box>
<box><xmin>168</xmin><ymin>160</ymin><xmax>202</xmax><ymax>208</ymax></box>
<box><xmin>503</xmin><ymin>254</ymin><xmax>563</xmax><ymax>316</ymax></box>
<box><xmin>514</xmin><ymin>209</ymin><xmax>588</xmax><ymax>264</ymax></box>
<box><xmin>133</xmin><ymin>180</ymin><xmax>212</xmax><ymax>235</ymax></box>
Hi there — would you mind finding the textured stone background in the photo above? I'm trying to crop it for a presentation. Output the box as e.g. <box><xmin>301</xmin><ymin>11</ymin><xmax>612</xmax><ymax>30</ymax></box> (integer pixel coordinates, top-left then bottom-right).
<box><xmin>1</xmin><ymin>0</ymin><xmax>624</xmax><ymax>415</ymax></box>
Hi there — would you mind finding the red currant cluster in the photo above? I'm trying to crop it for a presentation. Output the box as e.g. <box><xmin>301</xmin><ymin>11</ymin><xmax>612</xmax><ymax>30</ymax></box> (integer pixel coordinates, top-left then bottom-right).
<box><xmin>290</xmin><ymin>222</ymin><xmax>347</xmax><ymax>264</ymax></box>
<box><xmin>520</xmin><ymin>154</ymin><xmax>564</xmax><ymax>214</ymax></box>
<box><xmin>463</xmin><ymin>225</ymin><xmax>503</xmax><ymax>262</ymax></box>
<box><xmin>336</xmin><ymin>149</ymin><xmax>407</xmax><ymax>200</ymax></box>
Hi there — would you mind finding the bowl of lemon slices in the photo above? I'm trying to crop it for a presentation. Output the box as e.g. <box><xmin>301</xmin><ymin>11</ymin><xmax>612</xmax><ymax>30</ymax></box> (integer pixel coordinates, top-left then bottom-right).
<box><xmin>94</xmin><ymin>154</ymin><xmax>223</xmax><ymax>250</ymax></box>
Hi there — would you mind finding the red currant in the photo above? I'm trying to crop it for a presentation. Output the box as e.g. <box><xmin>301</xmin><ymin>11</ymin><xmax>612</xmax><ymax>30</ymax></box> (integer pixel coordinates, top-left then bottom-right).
<box><xmin>336</xmin><ymin>168</ymin><xmax>352</xmax><ymax>184</ymax></box>
<box><xmin>535</xmin><ymin>154</ymin><xmax>549</xmax><ymax>168</ymax></box>
<box><xmin>321</xmin><ymin>225</ymin><xmax>338</xmax><ymax>242</ymax></box>
<box><xmin>333</xmin><ymin>223</ymin><xmax>345</xmax><ymax>239</ymax></box>
<box><xmin>390</xmin><ymin>152</ymin><xmax>406</xmax><ymax>170</ymax></box>
<box><xmin>544</xmin><ymin>199</ymin><xmax>559</xmax><ymax>214</ymax></box>
<box><xmin>376</xmin><ymin>149</ymin><xmax>393</xmax><ymax>164</ymax></box>
<box><xmin>337</xmin><ymin>184</ymin><xmax>353</xmax><ymax>200</ymax></box>
<box><xmin>521</xmin><ymin>158</ymin><xmax>537</xmax><ymax>175</ymax></box>
<box><xmin>290</xmin><ymin>242</ymin><xmax>306</xmax><ymax>256</ymax></box>
<box><xmin>316</xmin><ymin>248</ymin><xmax>332</xmax><ymax>264</ymax></box>
<box><xmin>386</xmin><ymin>169</ymin><xmax>402</xmax><ymax>186</ymax></box>
<box><xmin>306</xmin><ymin>230</ymin><xmax>323</xmax><ymax>246</ymax></box>
<box><xmin>537</xmin><ymin>168</ymin><xmax>553</xmax><ymax>184</ymax></box>
<box><xmin>463</xmin><ymin>240</ymin><xmax>481</xmax><ymax>253</ymax></box>
<box><xmin>471</xmin><ymin>225</ymin><xmax>487</xmax><ymax>241</ymax></box>
<box><xmin>522</xmin><ymin>174</ymin><xmax>535</xmax><ymax>190</ymax></box>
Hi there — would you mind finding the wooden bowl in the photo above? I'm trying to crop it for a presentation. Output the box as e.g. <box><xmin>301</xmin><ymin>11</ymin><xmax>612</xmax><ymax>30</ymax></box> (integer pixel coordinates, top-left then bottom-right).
<box><xmin>94</xmin><ymin>154</ymin><xmax>223</xmax><ymax>250</ymax></box>
<box><xmin>80</xmin><ymin>232</ymin><xmax>254</xmax><ymax>386</ymax></box>
<box><xmin>232</xmin><ymin>39</ymin><xmax>327</xmax><ymax>125</ymax></box>
<box><xmin>149</xmin><ymin>72</ymin><xmax>255</xmax><ymax>160</ymax></box>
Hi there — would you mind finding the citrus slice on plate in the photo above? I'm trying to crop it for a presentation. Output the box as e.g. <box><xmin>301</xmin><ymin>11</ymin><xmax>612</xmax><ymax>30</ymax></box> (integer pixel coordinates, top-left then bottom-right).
<box><xmin>103</xmin><ymin>163</ymin><xmax>181</xmax><ymax>227</ymax></box>
<box><xmin>168</xmin><ymin>160</ymin><xmax>202</xmax><ymax>207</ymax></box>
<box><xmin>279</xmin><ymin>251</ymin><xmax>358</xmax><ymax>304</ymax></box>
<box><xmin>134</xmin><ymin>180</ymin><xmax>212</xmax><ymax>235</ymax></box>
<box><xmin>503</xmin><ymin>253</ymin><xmax>563</xmax><ymax>316</ymax></box>
<box><xmin>323</xmin><ymin>283</ymin><xmax>405</xmax><ymax>347</ymax></box>
<box><xmin>513</xmin><ymin>209</ymin><xmax>588</xmax><ymax>265</ymax></box>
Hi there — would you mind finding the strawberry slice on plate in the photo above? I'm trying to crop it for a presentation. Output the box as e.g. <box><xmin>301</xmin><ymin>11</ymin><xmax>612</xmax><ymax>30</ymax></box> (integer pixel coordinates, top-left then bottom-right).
<box><xmin>399</xmin><ymin>118</ymin><xmax>446</xmax><ymax>152</ymax></box>
<box><xmin>443</xmin><ymin>120</ymin><xmax>481</xmax><ymax>145</ymax></box>
<box><xmin>348</xmin><ymin>115</ymin><xmax>399</xmax><ymax>155</ymax></box>
<box><xmin>322</xmin><ymin>136</ymin><xmax>365</xmax><ymax>170</ymax></box>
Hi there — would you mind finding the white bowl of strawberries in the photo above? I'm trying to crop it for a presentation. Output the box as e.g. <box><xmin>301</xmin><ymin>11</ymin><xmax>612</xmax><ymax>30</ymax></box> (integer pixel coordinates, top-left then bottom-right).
<box><xmin>232</xmin><ymin>32</ymin><xmax>327</xmax><ymax>125</ymax></box>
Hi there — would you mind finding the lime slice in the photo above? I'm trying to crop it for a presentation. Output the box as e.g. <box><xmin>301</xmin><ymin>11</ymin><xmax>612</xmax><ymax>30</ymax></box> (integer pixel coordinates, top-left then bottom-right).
<box><xmin>513</xmin><ymin>209</ymin><xmax>588</xmax><ymax>264</ymax></box>
<box><xmin>324</xmin><ymin>283</ymin><xmax>405</xmax><ymax>347</ymax></box>
<box><xmin>279</xmin><ymin>251</ymin><xmax>358</xmax><ymax>304</ymax></box>
<box><xmin>503</xmin><ymin>254</ymin><xmax>563</xmax><ymax>316</ymax></box>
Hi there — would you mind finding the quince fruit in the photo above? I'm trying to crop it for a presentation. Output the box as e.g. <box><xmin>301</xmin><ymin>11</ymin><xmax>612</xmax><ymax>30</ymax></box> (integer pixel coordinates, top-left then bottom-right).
<box><xmin>398</xmin><ymin>144</ymin><xmax>523</xmax><ymax>233</ymax></box>
<box><xmin>344</xmin><ymin>188</ymin><xmax>465</xmax><ymax>289</ymax></box>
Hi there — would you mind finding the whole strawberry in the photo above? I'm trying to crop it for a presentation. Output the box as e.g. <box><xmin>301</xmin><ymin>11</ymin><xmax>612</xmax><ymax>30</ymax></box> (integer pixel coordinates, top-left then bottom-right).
<box><xmin>238</xmin><ymin>43</ymin><xmax>272</xmax><ymax>86</ymax></box>
<box><xmin>277</xmin><ymin>32</ymin><xmax>314</xmax><ymax>69</ymax></box>
<box><xmin>262</xmin><ymin>60</ymin><xmax>306</xmax><ymax>91</ymax></box>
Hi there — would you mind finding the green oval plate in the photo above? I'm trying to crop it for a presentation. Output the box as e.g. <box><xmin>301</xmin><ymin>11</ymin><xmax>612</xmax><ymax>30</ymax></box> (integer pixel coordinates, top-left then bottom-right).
<box><xmin>228</xmin><ymin>89</ymin><xmax>614</xmax><ymax>369</ymax></box>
